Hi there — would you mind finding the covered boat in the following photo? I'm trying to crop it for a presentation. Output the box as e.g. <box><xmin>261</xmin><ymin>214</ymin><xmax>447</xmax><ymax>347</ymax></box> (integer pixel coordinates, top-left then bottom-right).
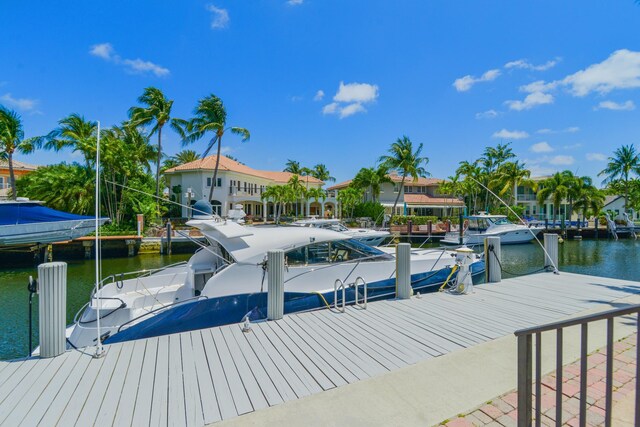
<box><xmin>0</xmin><ymin>199</ymin><xmax>109</xmax><ymax>246</ymax></box>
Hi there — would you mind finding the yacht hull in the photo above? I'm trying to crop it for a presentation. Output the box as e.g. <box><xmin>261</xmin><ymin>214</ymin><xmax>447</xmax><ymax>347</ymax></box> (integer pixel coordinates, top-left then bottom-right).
<box><xmin>104</xmin><ymin>261</ymin><xmax>485</xmax><ymax>344</ymax></box>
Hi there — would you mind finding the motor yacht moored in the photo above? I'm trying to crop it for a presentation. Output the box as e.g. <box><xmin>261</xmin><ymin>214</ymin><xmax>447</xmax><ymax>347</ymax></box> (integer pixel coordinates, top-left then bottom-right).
<box><xmin>441</xmin><ymin>213</ymin><xmax>544</xmax><ymax>245</ymax></box>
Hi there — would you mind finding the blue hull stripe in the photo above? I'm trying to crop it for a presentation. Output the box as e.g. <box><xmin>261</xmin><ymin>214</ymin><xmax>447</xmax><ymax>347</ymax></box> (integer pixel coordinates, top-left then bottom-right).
<box><xmin>105</xmin><ymin>261</ymin><xmax>485</xmax><ymax>344</ymax></box>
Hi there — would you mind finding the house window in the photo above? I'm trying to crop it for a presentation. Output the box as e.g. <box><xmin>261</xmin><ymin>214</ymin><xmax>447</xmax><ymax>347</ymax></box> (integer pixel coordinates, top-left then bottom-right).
<box><xmin>394</xmin><ymin>184</ymin><xmax>400</xmax><ymax>193</ymax></box>
<box><xmin>216</xmin><ymin>178</ymin><xmax>222</xmax><ymax>187</ymax></box>
<box><xmin>0</xmin><ymin>177</ymin><xmax>4</xmax><ymax>188</ymax></box>
<box><xmin>206</xmin><ymin>177</ymin><xmax>211</xmax><ymax>187</ymax></box>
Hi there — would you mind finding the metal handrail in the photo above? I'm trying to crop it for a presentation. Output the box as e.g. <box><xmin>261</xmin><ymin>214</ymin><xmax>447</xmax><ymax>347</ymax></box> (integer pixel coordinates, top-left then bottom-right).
<box><xmin>333</xmin><ymin>279</ymin><xmax>345</xmax><ymax>313</ymax></box>
<box><xmin>354</xmin><ymin>276</ymin><xmax>367</xmax><ymax>309</ymax></box>
<box><xmin>515</xmin><ymin>303</ymin><xmax>640</xmax><ymax>427</ymax></box>
<box><xmin>92</xmin><ymin>261</ymin><xmax>189</xmax><ymax>296</ymax></box>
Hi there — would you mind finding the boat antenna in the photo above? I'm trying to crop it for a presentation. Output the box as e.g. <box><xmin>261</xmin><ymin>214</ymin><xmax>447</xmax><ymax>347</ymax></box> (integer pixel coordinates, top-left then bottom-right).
<box><xmin>94</xmin><ymin>121</ymin><xmax>105</xmax><ymax>358</ymax></box>
<box><xmin>467</xmin><ymin>176</ymin><xmax>559</xmax><ymax>274</ymax></box>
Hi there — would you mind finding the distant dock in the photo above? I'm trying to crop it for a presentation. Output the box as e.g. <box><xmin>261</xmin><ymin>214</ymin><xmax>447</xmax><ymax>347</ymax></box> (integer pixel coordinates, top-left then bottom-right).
<box><xmin>0</xmin><ymin>271</ymin><xmax>638</xmax><ymax>426</ymax></box>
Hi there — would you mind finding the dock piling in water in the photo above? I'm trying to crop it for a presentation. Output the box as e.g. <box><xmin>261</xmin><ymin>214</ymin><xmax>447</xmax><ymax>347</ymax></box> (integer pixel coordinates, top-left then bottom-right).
<box><xmin>544</xmin><ymin>233</ymin><xmax>559</xmax><ymax>272</ymax></box>
<box><xmin>267</xmin><ymin>249</ymin><xmax>285</xmax><ymax>320</ymax></box>
<box><xmin>37</xmin><ymin>262</ymin><xmax>67</xmax><ymax>358</ymax></box>
<box><xmin>396</xmin><ymin>243</ymin><xmax>412</xmax><ymax>299</ymax></box>
<box><xmin>485</xmin><ymin>236</ymin><xmax>502</xmax><ymax>283</ymax></box>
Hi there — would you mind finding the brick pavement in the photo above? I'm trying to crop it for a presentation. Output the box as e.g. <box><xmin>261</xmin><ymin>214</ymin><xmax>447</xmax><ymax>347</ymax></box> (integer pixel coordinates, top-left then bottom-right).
<box><xmin>438</xmin><ymin>333</ymin><xmax>637</xmax><ymax>427</ymax></box>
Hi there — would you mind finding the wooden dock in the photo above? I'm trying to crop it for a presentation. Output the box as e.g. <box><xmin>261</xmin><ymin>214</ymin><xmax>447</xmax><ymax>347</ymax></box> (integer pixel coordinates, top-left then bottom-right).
<box><xmin>0</xmin><ymin>271</ymin><xmax>639</xmax><ymax>426</ymax></box>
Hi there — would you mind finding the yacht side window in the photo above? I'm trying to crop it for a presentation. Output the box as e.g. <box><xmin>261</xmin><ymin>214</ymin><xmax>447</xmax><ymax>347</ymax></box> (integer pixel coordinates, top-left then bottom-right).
<box><xmin>285</xmin><ymin>242</ymin><xmax>331</xmax><ymax>266</ymax></box>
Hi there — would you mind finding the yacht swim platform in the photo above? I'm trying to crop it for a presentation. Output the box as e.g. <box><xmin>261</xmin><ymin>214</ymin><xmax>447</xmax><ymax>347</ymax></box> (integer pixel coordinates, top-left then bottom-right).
<box><xmin>0</xmin><ymin>271</ymin><xmax>639</xmax><ymax>426</ymax></box>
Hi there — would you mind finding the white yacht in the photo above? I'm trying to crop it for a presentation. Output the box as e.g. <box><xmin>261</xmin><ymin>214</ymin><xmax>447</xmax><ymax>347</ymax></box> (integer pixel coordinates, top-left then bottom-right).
<box><xmin>292</xmin><ymin>218</ymin><xmax>391</xmax><ymax>246</ymax></box>
<box><xmin>441</xmin><ymin>213</ymin><xmax>544</xmax><ymax>245</ymax></box>
<box><xmin>68</xmin><ymin>203</ymin><xmax>484</xmax><ymax>348</ymax></box>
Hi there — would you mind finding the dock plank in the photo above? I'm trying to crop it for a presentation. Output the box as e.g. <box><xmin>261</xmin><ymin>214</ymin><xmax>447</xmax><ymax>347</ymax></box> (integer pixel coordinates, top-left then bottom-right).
<box><xmin>150</xmin><ymin>335</ymin><xmax>170</xmax><ymax>427</ymax></box>
<box><xmin>180</xmin><ymin>333</ymin><xmax>205</xmax><ymax>427</ymax></box>
<box><xmin>189</xmin><ymin>331</ymin><xmax>221</xmax><ymax>425</ymax></box>
<box><xmin>112</xmin><ymin>340</ymin><xmax>147</xmax><ymax>427</ymax></box>
<box><xmin>201</xmin><ymin>328</ymin><xmax>237</xmax><ymax>420</ymax></box>
<box><xmin>131</xmin><ymin>337</ymin><xmax>159</xmax><ymax>427</ymax></box>
<box><xmin>167</xmin><ymin>334</ymin><xmax>187</xmax><ymax>427</ymax></box>
<box><xmin>95</xmin><ymin>341</ymin><xmax>135</xmax><ymax>427</ymax></box>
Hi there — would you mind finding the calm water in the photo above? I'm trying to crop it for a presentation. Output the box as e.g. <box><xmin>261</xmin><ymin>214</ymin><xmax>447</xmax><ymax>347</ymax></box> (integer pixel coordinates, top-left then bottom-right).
<box><xmin>0</xmin><ymin>240</ymin><xmax>639</xmax><ymax>360</ymax></box>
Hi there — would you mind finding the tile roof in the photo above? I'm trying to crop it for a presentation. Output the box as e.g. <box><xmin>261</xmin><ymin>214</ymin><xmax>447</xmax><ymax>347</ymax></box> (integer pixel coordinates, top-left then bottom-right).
<box><xmin>0</xmin><ymin>159</ymin><xmax>38</xmax><ymax>171</ymax></box>
<box><xmin>327</xmin><ymin>175</ymin><xmax>446</xmax><ymax>190</ymax></box>
<box><xmin>404</xmin><ymin>194</ymin><xmax>465</xmax><ymax>206</ymax></box>
<box><xmin>164</xmin><ymin>155</ymin><xmax>324</xmax><ymax>184</ymax></box>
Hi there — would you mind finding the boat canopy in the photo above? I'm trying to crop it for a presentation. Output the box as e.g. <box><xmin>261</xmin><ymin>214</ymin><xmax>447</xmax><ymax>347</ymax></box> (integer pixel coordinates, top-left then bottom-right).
<box><xmin>0</xmin><ymin>202</ymin><xmax>95</xmax><ymax>226</ymax></box>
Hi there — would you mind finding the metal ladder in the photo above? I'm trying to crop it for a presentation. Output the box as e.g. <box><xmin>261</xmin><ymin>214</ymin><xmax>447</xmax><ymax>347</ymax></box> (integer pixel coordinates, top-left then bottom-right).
<box><xmin>333</xmin><ymin>277</ymin><xmax>368</xmax><ymax>312</ymax></box>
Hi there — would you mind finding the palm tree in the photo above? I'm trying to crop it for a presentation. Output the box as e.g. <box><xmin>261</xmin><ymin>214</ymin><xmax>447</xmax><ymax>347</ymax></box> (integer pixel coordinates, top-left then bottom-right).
<box><xmin>352</xmin><ymin>165</ymin><xmax>392</xmax><ymax>202</ymax></box>
<box><xmin>537</xmin><ymin>172</ymin><xmax>570</xmax><ymax>220</ymax></box>
<box><xmin>456</xmin><ymin>160</ymin><xmax>483</xmax><ymax>213</ymax></box>
<box><xmin>306</xmin><ymin>187</ymin><xmax>326</xmax><ymax>216</ymax></box>
<box><xmin>287</xmin><ymin>174</ymin><xmax>306</xmax><ymax>217</ymax></box>
<box><xmin>129</xmin><ymin>87</ymin><xmax>185</xmax><ymax>201</ymax></box>
<box><xmin>183</xmin><ymin>94</ymin><xmax>250</xmax><ymax>201</ymax></box>
<box><xmin>283</xmin><ymin>159</ymin><xmax>303</xmax><ymax>174</ymax></box>
<box><xmin>491</xmin><ymin>160</ymin><xmax>535</xmax><ymax>205</ymax></box>
<box><xmin>598</xmin><ymin>144</ymin><xmax>640</xmax><ymax>212</ymax></box>
<box><xmin>337</xmin><ymin>186</ymin><xmax>363</xmax><ymax>219</ymax></box>
<box><xmin>261</xmin><ymin>185</ymin><xmax>284</xmax><ymax>223</ymax></box>
<box><xmin>0</xmin><ymin>107</ymin><xmax>35</xmax><ymax>199</ymax></box>
<box><xmin>573</xmin><ymin>180</ymin><xmax>605</xmax><ymax>226</ymax></box>
<box><xmin>34</xmin><ymin>114</ymin><xmax>97</xmax><ymax>168</ymax></box>
<box><xmin>311</xmin><ymin>164</ymin><xmax>336</xmax><ymax>183</ymax></box>
<box><xmin>480</xmin><ymin>143</ymin><xmax>515</xmax><ymax>210</ymax></box>
<box><xmin>378</xmin><ymin>136</ymin><xmax>430</xmax><ymax>215</ymax></box>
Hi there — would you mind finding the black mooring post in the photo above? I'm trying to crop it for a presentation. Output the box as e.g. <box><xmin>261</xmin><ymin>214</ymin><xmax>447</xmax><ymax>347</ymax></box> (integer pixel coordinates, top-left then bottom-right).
<box><xmin>166</xmin><ymin>220</ymin><xmax>172</xmax><ymax>255</ymax></box>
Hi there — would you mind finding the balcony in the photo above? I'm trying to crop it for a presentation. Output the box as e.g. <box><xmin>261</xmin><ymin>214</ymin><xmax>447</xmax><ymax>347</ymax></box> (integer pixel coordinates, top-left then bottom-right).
<box><xmin>228</xmin><ymin>186</ymin><xmax>263</xmax><ymax>198</ymax></box>
<box><xmin>517</xmin><ymin>194</ymin><xmax>537</xmax><ymax>201</ymax></box>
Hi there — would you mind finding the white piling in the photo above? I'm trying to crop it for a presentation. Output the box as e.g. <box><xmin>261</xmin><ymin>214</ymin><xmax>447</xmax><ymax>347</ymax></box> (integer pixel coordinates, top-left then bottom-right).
<box><xmin>38</xmin><ymin>262</ymin><xmax>67</xmax><ymax>358</ymax></box>
<box><xmin>267</xmin><ymin>250</ymin><xmax>285</xmax><ymax>320</ymax></box>
<box><xmin>396</xmin><ymin>243</ymin><xmax>412</xmax><ymax>299</ymax></box>
<box><xmin>544</xmin><ymin>233</ymin><xmax>559</xmax><ymax>272</ymax></box>
<box><xmin>484</xmin><ymin>236</ymin><xmax>502</xmax><ymax>283</ymax></box>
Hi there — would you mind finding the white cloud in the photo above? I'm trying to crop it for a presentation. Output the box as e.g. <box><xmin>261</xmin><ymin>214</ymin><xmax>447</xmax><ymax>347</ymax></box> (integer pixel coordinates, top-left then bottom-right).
<box><xmin>536</xmin><ymin>127</ymin><xmax>580</xmax><ymax>134</ymax></box>
<box><xmin>287</xmin><ymin>0</ymin><xmax>304</xmax><ymax>5</ymax></box>
<box><xmin>530</xmin><ymin>142</ymin><xmax>553</xmax><ymax>153</ymax></box>
<box><xmin>339</xmin><ymin>103</ymin><xmax>366</xmax><ymax>118</ymax></box>
<box><xmin>520</xmin><ymin>80</ymin><xmax>559</xmax><ymax>93</ymax></box>
<box><xmin>563</xmin><ymin>49</ymin><xmax>640</xmax><ymax>96</ymax></box>
<box><xmin>506</xmin><ymin>91</ymin><xmax>554</xmax><ymax>111</ymax></box>
<box><xmin>313</xmin><ymin>90</ymin><xmax>324</xmax><ymax>101</ymax></box>
<box><xmin>492</xmin><ymin>129</ymin><xmax>529</xmax><ymax>140</ymax></box>
<box><xmin>453</xmin><ymin>68</ymin><xmax>501</xmax><ymax>92</ymax></box>
<box><xmin>206</xmin><ymin>4</ymin><xmax>229</xmax><ymax>29</ymax></box>
<box><xmin>563</xmin><ymin>143</ymin><xmax>583</xmax><ymax>149</ymax></box>
<box><xmin>89</xmin><ymin>43</ymin><xmax>115</xmax><ymax>60</ymax></box>
<box><xmin>322</xmin><ymin>102</ymin><xmax>339</xmax><ymax>115</ymax></box>
<box><xmin>323</xmin><ymin>81</ymin><xmax>378</xmax><ymax>118</ymax></box>
<box><xmin>586</xmin><ymin>153</ymin><xmax>607</xmax><ymax>161</ymax></box>
<box><xmin>290</xmin><ymin>95</ymin><xmax>303</xmax><ymax>102</ymax></box>
<box><xmin>549</xmin><ymin>155</ymin><xmax>575</xmax><ymax>165</ymax></box>
<box><xmin>505</xmin><ymin>58</ymin><xmax>559</xmax><ymax>71</ymax></box>
<box><xmin>475</xmin><ymin>109</ymin><xmax>500</xmax><ymax>119</ymax></box>
<box><xmin>122</xmin><ymin>58</ymin><xmax>170</xmax><ymax>77</ymax></box>
<box><xmin>595</xmin><ymin>100</ymin><xmax>636</xmax><ymax>111</ymax></box>
<box><xmin>333</xmin><ymin>81</ymin><xmax>378</xmax><ymax>103</ymax></box>
<box><xmin>89</xmin><ymin>43</ymin><xmax>169</xmax><ymax>77</ymax></box>
<box><xmin>0</xmin><ymin>93</ymin><xmax>38</xmax><ymax>111</ymax></box>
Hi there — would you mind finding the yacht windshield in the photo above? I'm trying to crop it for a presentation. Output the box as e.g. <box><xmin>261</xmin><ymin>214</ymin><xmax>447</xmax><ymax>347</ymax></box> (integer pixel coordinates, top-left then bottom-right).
<box><xmin>285</xmin><ymin>238</ymin><xmax>392</xmax><ymax>266</ymax></box>
<box><xmin>488</xmin><ymin>217</ymin><xmax>511</xmax><ymax>225</ymax></box>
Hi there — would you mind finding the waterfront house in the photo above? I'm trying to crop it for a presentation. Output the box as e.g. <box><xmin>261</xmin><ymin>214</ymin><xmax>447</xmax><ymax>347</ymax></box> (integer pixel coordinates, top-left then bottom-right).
<box><xmin>603</xmin><ymin>195</ymin><xmax>639</xmax><ymax>221</ymax></box>
<box><xmin>164</xmin><ymin>155</ymin><xmax>334</xmax><ymax>219</ymax></box>
<box><xmin>0</xmin><ymin>159</ymin><xmax>38</xmax><ymax>199</ymax></box>
<box><xmin>327</xmin><ymin>172</ymin><xmax>465</xmax><ymax>218</ymax></box>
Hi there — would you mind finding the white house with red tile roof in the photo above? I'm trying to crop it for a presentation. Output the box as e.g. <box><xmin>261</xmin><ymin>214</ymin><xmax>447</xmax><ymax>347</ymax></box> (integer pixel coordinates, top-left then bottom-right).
<box><xmin>164</xmin><ymin>155</ymin><xmax>335</xmax><ymax>218</ymax></box>
<box><xmin>327</xmin><ymin>172</ymin><xmax>464</xmax><ymax>217</ymax></box>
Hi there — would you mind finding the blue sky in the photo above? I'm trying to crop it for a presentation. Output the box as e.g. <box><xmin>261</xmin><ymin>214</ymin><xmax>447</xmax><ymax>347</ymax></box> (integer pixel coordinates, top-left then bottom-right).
<box><xmin>2</xmin><ymin>0</ymin><xmax>640</xmax><ymax>185</ymax></box>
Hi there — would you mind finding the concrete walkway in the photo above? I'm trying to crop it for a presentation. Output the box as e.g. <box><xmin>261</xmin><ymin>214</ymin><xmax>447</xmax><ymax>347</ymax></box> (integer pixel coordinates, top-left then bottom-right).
<box><xmin>216</xmin><ymin>294</ymin><xmax>640</xmax><ymax>427</ymax></box>
<box><xmin>438</xmin><ymin>333</ymin><xmax>638</xmax><ymax>426</ymax></box>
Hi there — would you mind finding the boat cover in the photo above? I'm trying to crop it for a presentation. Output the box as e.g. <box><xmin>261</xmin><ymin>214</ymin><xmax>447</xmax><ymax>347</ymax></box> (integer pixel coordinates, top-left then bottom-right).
<box><xmin>0</xmin><ymin>202</ymin><xmax>94</xmax><ymax>226</ymax></box>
